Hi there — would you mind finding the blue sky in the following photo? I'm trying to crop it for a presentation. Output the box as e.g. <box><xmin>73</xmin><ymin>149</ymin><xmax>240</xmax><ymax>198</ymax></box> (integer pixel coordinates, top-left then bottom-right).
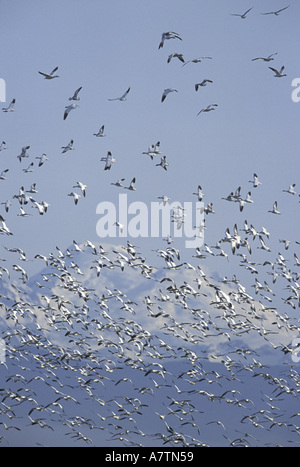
<box><xmin>1</xmin><ymin>0</ymin><xmax>299</xmax><ymax>278</ymax></box>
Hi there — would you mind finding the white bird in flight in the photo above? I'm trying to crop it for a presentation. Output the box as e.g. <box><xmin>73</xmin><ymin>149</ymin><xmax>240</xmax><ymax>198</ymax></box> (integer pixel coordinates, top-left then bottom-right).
<box><xmin>35</xmin><ymin>153</ymin><xmax>48</xmax><ymax>167</ymax></box>
<box><xmin>2</xmin><ymin>98</ymin><xmax>16</xmax><ymax>112</ymax></box>
<box><xmin>68</xmin><ymin>192</ymin><xmax>81</xmax><ymax>205</ymax></box>
<box><xmin>197</xmin><ymin>104</ymin><xmax>218</xmax><ymax>115</ymax></box>
<box><xmin>269</xmin><ymin>66</ymin><xmax>287</xmax><ymax>77</ymax></box>
<box><xmin>124</xmin><ymin>177</ymin><xmax>136</xmax><ymax>191</ymax></box>
<box><xmin>161</xmin><ymin>88</ymin><xmax>178</xmax><ymax>103</ymax></box>
<box><xmin>17</xmin><ymin>146</ymin><xmax>30</xmax><ymax>163</ymax></box>
<box><xmin>283</xmin><ymin>184</ymin><xmax>296</xmax><ymax>195</ymax></box>
<box><xmin>230</xmin><ymin>7</ymin><xmax>253</xmax><ymax>19</ymax></box>
<box><xmin>61</xmin><ymin>139</ymin><xmax>74</xmax><ymax>153</ymax></box>
<box><xmin>261</xmin><ymin>5</ymin><xmax>290</xmax><ymax>16</ymax></box>
<box><xmin>252</xmin><ymin>53</ymin><xmax>277</xmax><ymax>62</ymax></box>
<box><xmin>108</xmin><ymin>87</ymin><xmax>130</xmax><ymax>101</ymax></box>
<box><xmin>68</xmin><ymin>86</ymin><xmax>82</xmax><ymax>101</ymax></box>
<box><xmin>38</xmin><ymin>66</ymin><xmax>59</xmax><ymax>79</ymax></box>
<box><xmin>249</xmin><ymin>173</ymin><xmax>262</xmax><ymax>188</ymax></box>
<box><xmin>0</xmin><ymin>169</ymin><xmax>9</xmax><ymax>180</ymax></box>
<box><xmin>93</xmin><ymin>125</ymin><xmax>106</xmax><ymax>137</ymax></box>
<box><xmin>73</xmin><ymin>181</ymin><xmax>87</xmax><ymax>197</ymax></box>
<box><xmin>111</xmin><ymin>178</ymin><xmax>125</xmax><ymax>187</ymax></box>
<box><xmin>158</xmin><ymin>31</ymin><xmax>182</xmax><ymax>49</ymax></box>
<box><xmin>195</xmin><ymin>80</ymin><xmax>213</xmax><ymax>91</ymax></box>
<box><xmin>167</xmin><ymin>53</ymin><xmax>185</xmax><ymax>64</ymax></box>
<box><xmin>101</xmin><ymin>151</ymin><xmax>116</xmax><ymax>170</ymax></box>
<box><xmin>64</xmin><ymin>103</ymin><xmax>79</xmax><ymax>120</ymax></box>
<box><xmin>156</xmin><ymin>155</ymin><xmax>168</xmax><ymax>171</ymax></box>
<box><xmin>268</xmin><ymin>201</ymin><xmax>281</xmax><ymax>215</ymax></box>
<box><xmin>142</xmin><ymin>142</ymin><xmax>161</xmax><ymax>159</ymax></box>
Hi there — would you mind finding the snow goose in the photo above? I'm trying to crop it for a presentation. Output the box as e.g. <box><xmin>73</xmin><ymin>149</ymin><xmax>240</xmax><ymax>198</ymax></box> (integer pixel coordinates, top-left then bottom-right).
<box><xmin>61</xmin><ymin>139</ymin><xmax>74</xmax><ymax>153</ymax></box>
<box><xmin>35</xmin><ymin>153</ymin><xmax>48</xmax><ymax>167</ymax></box>
<box><xmin>0</xmin><ymin>169</ymin><xmax>9</xmax><ymax>180</ymax></box>
<box><xmin>261</xmin><ymin>5</ymin><xmax>290</xmax><ymax>16</ymax></box>
<box><xmin>283</xmin><ymin>184</ymin><xmax>296</xmax><ymax>195</ymax></box>
<box><xmin>108</xmin><ymin>87</ymin><xmax>130</xmax><ymax>101</ymax></box>
<box><xmin>101</xmin><ymin>151</ymin><xmax>116</xmax><ymax>170</ymax></box>
<box><xmin>167</xmin><ymin>53</ymin><xmax>184</xmax><ymax>64</ymax></box>
<box><xmin>230</xmin><ymin>7</ymin><xmax>253</xmax><ymax>19</ymax></box>
<box><xmin>68</xmin><ymin>192</ymin><xmax>81</xmax><ymax>205</ymax></box>
<box><xmin>73</xmin><ymin>181</ymin><xmax>87</xmax><ymax>197</ymax></box>
<box><xmin>268</xmin><ymin>201</ymin><xmax>281</xmax><ymax>214</ymax></box>
<box><xmin>111</xmin><ymin>178</ymin><xmax>125</xmax><ymax>187</ymax></box>
<box><xmin>252</xmin><ymin>53</ymin><xmax>277</xmax><ymax>62</ymax></box>
<box><xmin>249</xmin><ymin>173</ymin><xmax>262</xmax><ymax>188</ymax></box>
<box><xmin>93</xmin><ymin>125</ymin><xmax>106</xmax><ymax>137</ymax></box>
<box><xmin>38</xmin><ymin>66</ymin><xmax>59</xmax><ymax>79</ymax></box>
<box><xmin>156</xmin><ymin>155</ymin><xmax>168</xmax><ymax>171</ymax></box>
<box><xmin>161</xmin><ymin>88</ymin><xmax>178</xmax><ymax>103</ymax></box>
<box><xmin>197</xmin><ymin>104</ymin><xmax>218</xmax><ymax>115</ymax></box>
<box><xmin>195</xmin><ymin>80</ymin><xmax>213</xmax><ymax>91</ymax></box>
<box><xmin>158</xmin><ymin>31</ymin><xmax>182</xmax><ymax>49</ymax></box>
<box><xmin>2</xmin><ymin>98</ymin><xmax>16</xmax><ymax>112</ymax></box>
<box><xmin>68</xmin><ymin>86</ymin><xmax>82</xmax><ymax>101</ymax></box>
<box><xmin>269</xmin><ymin>66</ymin><xmax>287</xmax><ymax>77</ymax></box>
<box><xmin>63</xmin><ymin>103</ymin><xmax>79</xmax><ymax>120</ymax></box>
<box><xmin>193</xmin><ymin>185</ymin><xmax>204</xmax><ymax>201</ymax></box>
<box><xmin>17</xmin><ymin>146</ymin><xmax>30</xmax><ymax>163</ymax></box>
<box><xmin>124</xmin><ymin>177</ymin><xmax>136</xmax><ymax>191</ymax></box>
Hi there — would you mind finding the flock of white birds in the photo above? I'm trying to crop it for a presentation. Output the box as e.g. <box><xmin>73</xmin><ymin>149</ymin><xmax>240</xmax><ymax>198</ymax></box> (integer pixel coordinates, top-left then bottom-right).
<box><xmin>0</xmin><ymin>3</ymin><xmax>300</xmax><ymax>447</ymax></box>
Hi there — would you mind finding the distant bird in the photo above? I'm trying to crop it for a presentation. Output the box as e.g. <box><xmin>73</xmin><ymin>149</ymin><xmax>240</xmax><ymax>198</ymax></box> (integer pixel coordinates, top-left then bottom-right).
<box><xmin>2</xmin><ymin>98</ymin><xmax>16</xmax><ymax>112</ymax></box>
<box><xmin>193</xmin><ymin>185</ymin><xmax>204</xmax><ymax>201</ymax></box>
<box><xmin>268</xmin><ymin>201</ymin><xmax>281</xmax><ymax>215</ymax></box>
<box><xmin>108</xmin><ymin>87</ymin><xmax>130</xmax><ymax>101</ymax></box>
<box><xmin>158</xmin><ymin>31</ymin><xmax>182</xmax><ymax>49</ymax></box>
<box><xmin>142</xmin><ymin>142</ymin><xmax>161</xmax><ymax>159</ymax></box>
<box><xmin>231</xmin><ymin>7</ymin><xmax>253</xmax><ymax>19</ymax></box>
<box><xmin>68</xmin><ymin>192</ymin><xmax>81</xmax><ymax>205</ymax></box>
<box><xmin>111</xmin><ymin>178</ymin><xmax>125</xmax><ymax>187</ymax></box>
<box><xmin>1</xmin><ymin>200</ymin><xmax>11</xmax><ymax>212</ymax></box>
<box><xmin>252</xmin><ymin>53</ymin><xmax>277</xmax><ymax>62</ymax></box>
<box><xmin>261</xmin><ymin>5</ymin><xmax>290</xmax><ymax>16</ymax></box>
<box><xmin>68</xmin><ymin>86</ymin><xmax>82</xmax><ymax>101</ymax></box>
<box><xmin>249</xmin><ymin>173</ymin><xmax>262</xmax><ymax>188</ymax></box>
<box><xmin>31</xmin><ymin>200</ymin><xmax>46</xmax><ymax>215</ymax></box>
<box><xmin>38</xmin><ymin>66</ymin><xmax>59</xmax><ymax>79</ymax></box>
<box><xmin>182</xmin><ymin>57</ymin><xmax>212</xmax><ymax>67</ymax></box>
<box><xmin>93</xmin><ymin>125</ymin><xmax>106</xmax><ymax>137</ymax></box>
<box><xmin>197</xmin><ymin>104</ymin><xmax>218</xmax><ymax>115</ymax></box>
<box><xmin>35</xmin><ymin>153</ymin><xmax>48</xmax><ymax>167</ymax></box>
<box><xmin>195</xmin><ymin>80</ymin><xmax>213</xmax><ymax>91</ymax></box>
<box><xmin>124</xmin><ymin>177</ymin><xmax>136</xmax><ymax>191</ymax></box>
<box><xmin>269</xmin><ymin>66</ymin><xmax>287</xmax><ymax>77</ymax></box>
<box><xmin>0</xmin><ymin>141</ymin><xmax>7</xmax><ymax>151</ymax></box>
<box><xmin>161</xmin><ymin>88</ymin><xmax>178</xmax><ymax>103</ymax></box>
<box><xmin>113</xmin><ymin>221</ymin><xmax>124</xmax><ymax>233</ymax></box>
<box><xmin>157</xmin><ymin>195</ymin><xmax>170</xmax><ymax>206</ymax></box>
<box><xmin>73</xmin><ymin>181</ymin><xmax>87</xmax><ymax>197</ymax></box>
<box><xmin>0</xmin><ymin>169</ymin><xmax>9</xmax><ymax>180</ymax></box>
<box><xmin>156</xmin><ymin>155</ymin><xmax>168</xmax><ymax>171</ymax></box>
<box><xmin>23</xmin><ymin>162</ymin><xmax>34</xmax><ymax>173</ymax></box>
<box><xmin>64</xmin><ymin>103</ymin><xmax>79</xmax><ymax>120</ymax></box>
<box><xmin>17</xmin><ymin>146</ymin><xmax>30</xmax><ymax>163</ymax></box>
<box><xmin>101</xmin><ymin>151</ymin><xmax>116</xmax><ymax>170</ymax></box>
<box><xmin>283</xmin><ymin>184</ymin><xmax>296</xmax><ymax>195</ymax></box>
<box><xmin>167</xmin><ymin>53</ymin><xmax>184</xmax><ymax>64</ymax></box>
<box><xmin>61</xmin><ymin>139</ymin><xmax>74</xmax><ymax>153</ymax></box>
